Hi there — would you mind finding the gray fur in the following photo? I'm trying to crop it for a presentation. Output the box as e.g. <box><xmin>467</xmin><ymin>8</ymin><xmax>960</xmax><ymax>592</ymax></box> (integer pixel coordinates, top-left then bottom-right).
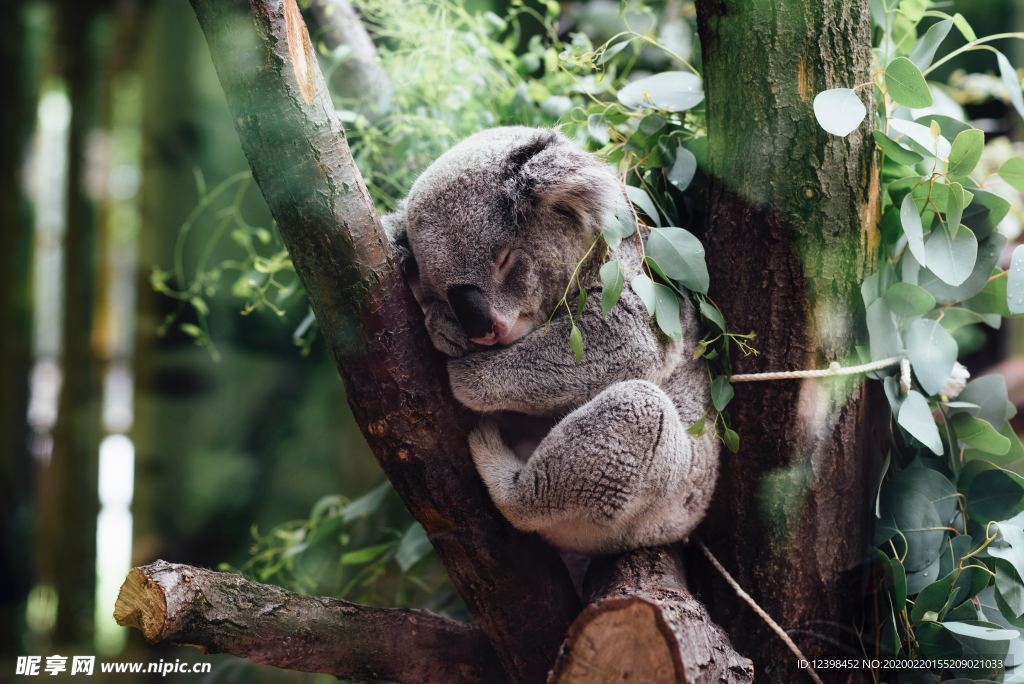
<box><xmin>385</xmin><ymin>126</ymin><xmax>719</xmax><ymax>555</ymax></box>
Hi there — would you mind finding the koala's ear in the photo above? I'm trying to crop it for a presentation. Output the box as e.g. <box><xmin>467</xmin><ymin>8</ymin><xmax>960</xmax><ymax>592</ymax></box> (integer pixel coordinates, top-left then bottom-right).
<box><xmin>502</xmin><ymin>130</ymin><xmax>621</xmax><ymax>232</ymax></box>
<box><xmin>383</xmin><ymin>204</ymin><xmax>431</xmax><ymax>307</ymax></box>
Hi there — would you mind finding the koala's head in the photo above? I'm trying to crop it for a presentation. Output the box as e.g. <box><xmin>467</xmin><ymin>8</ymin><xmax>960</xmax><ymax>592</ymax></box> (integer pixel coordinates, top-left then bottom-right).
<box><xmin>393</xmin><ymin>127</ymin><xmax>622</xmax><ymax>348</ymax></box>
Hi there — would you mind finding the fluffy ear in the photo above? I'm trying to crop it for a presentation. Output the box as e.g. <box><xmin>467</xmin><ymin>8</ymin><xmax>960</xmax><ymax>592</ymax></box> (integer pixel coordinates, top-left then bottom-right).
<box><xmin>501</xmin><ymin>131</ymin><xmax>622</xmax><ymax>233</ymax></box>
<box><xmin>383</xmin><ymin>203</ymin><xmax>428</xmax><ymax>307</ymax></box>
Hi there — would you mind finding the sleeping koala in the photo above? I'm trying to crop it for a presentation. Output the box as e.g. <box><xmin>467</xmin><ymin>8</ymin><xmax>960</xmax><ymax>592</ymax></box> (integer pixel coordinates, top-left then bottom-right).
<box><xmin>384</xmin><ymin>126</ymin><xmax>719</xmax><ymax>554</ymax></box>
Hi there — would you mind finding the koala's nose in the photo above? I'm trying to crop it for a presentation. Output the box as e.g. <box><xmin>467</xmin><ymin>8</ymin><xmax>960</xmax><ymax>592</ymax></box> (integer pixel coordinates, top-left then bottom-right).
<box><xmin>447</xmin><ymin>285</ymin><xmax>493</xmax><ymax>339</ymax></box>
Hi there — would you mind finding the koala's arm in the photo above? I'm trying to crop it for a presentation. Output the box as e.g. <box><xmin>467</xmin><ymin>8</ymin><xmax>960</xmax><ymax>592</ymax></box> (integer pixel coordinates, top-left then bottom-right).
<box><xmin>448</xmin><ymin>284</ymin><xmax>672</xmax><ymax>415</ymax></box>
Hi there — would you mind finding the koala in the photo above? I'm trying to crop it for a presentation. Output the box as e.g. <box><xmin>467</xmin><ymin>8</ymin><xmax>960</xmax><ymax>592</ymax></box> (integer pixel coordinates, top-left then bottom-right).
<box><xmin>384</xmin><ymin>126</ymin><xmax>719</xmax><ymax>555</ymax></box>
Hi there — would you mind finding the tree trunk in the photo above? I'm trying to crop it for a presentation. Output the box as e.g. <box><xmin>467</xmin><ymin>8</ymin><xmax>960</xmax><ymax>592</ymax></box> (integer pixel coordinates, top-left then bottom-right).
<box><xmin>0</xmin><ymin>0</ymin><xmax>44</xmax><ymax>653</ymax></box>
<box><xmin>551</xmin><ymin>548</ymin><xmax>754</xmax><ymax>684</ymax></box>
<box><xmin>41</xmin><ymin>0</ymin><xmax>108</xmax><ymax>646</ymax></box>
<box><xmin>694</xmin><ymin>1</ymin><xmax>878</xmax><ymax>681</ymax></box>
<box><xmin>306</xmin><ymin>0</ymin><xmax>392</xmax><ymax>116</ymax></box>
<box><xmin>186</xmin><ymin>1</ymin><xmax>579</xmax><ymax>681</ymax></box>
<box><xmin>113</xmin><ymin>561</ymin><xmax>502</xmax><ymax>684</ymax></box>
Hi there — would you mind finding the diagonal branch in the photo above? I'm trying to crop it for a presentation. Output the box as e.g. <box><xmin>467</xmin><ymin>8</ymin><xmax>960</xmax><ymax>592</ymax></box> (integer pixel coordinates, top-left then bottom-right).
<box><xmin>183</xmin><ymin>1</ymin><xmax>580</xmax><ymax>681</ymax></box>
<box><xmin>114</xmin><ymin>561</ymin><xmax>502</xmax><ymax>684</ymax></box>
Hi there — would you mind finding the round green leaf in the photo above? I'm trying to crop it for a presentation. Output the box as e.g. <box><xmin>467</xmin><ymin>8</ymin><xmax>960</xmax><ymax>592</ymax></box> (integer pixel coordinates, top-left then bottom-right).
<box><xmin>884</xmin><ymin>282</ymin><xmax>936</xmax><ymax>319</ymax></box>
<box><xmin>967</xmin><ymin>468</ymin><xmax>1023</xmax><ymax>522</ymax></box>
<box><xmin>587</xmin><ymin>113</ymin><xmax>610</xmax><ymax>145</ymax></box>
<box><xmin>885</xmin><ymin>57</ymin><xmax>933</xmax><ymax>109</ymax></box>
<box><xmin>947</xmin><ymin>128</ymin><xmax>985</xmax><ymax>176</ymax></box>
<box><xmin>952</xmin><ymin>413</ymin><xmax>1012</xmax><ymax>457</ymax></box>
<box><xmin>625</xmin><ymin>185</ymin><xmax>661</xmax><ymax>227</ymax></box>
<box><xmin>1001</xmin><ymin>158</ymin><xmax>1024</xmax><ymax>192</ymax></box>
<box><xmin>812</xmin><ymin>88</ymin><xmax>867</xmax><ymax>136</ymax></box>
<box><xmin>924</xmin><ymin>225</ymin><xmax>978</xmax><ymax>287</ymax></box>
<box><xmin>617</xmin><ymin>71</ymin><xmax>704</xmax><ymax>112</ymax></box>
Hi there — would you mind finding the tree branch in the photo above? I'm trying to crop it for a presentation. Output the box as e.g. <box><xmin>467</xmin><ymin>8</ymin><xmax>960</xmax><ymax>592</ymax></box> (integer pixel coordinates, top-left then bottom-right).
<box><xmin>306</xmin><ymin>0</ymin><xmax>393</xmax><ymax>116</ymax></box>
<box><xmin>184</xmin><ymin>1</ymin><xmax>579</xmax><ymax>681</ymax></box>
<box><xmin>551</xmin><ymin>548</ymin><xmax>754</xmax><ymax>684</ymax></box>
<box><xmin>113</xmin><ymin>561</ymin><xmax>502</xmax><ymax>684</ymax></box>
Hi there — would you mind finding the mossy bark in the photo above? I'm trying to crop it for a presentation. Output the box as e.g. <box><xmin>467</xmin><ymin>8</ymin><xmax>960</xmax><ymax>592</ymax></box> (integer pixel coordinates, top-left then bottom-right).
<box><xmin>695</xmin><ymin>1</ymin><xmax>879</xmax><ymax>680</ymax></box>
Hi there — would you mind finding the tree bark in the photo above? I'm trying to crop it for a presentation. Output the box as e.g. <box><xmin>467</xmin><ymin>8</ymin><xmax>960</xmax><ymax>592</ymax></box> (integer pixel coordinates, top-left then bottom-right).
<box><xmin>694</xmin><ymin>1</ymin><xmax>878</xmax><ymax>681</ymax></box>
<box><xmin>551</xmin><ymin>548</ymin><xmax>754</xmax><ymax>684</ymax></box>
<box><xmin>185</xmin><ymin>1</ymin><xmax>579</xmax><ymax>681</ymax></box>
<box><xmin>113</xmin><ymin>561</ymin><xmax>501</xmax><ymax>684</ymax></box>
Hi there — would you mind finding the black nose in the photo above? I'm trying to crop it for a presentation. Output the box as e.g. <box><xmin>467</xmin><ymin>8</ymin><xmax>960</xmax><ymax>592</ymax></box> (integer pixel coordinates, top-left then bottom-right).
<box><xmin>447</xmin><ymin>285</ymin><xmax>493</xmax><ymax>338</ymax></box>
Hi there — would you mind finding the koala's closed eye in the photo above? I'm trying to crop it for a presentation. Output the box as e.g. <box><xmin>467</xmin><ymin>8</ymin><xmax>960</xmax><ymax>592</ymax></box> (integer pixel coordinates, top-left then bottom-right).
<box><xmin>495</xmin><ymin>248</ymin><xmax>515</xmax><ymax>280</ymax></box>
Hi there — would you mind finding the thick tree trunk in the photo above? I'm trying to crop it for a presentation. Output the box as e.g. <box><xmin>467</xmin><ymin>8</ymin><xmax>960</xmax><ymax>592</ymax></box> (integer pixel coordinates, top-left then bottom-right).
<box><xmin>186</xmin><ymin>1</ymin><xmax>579</xmax><ymax>681</ymax></box>
<box><xmin>695</xmin><ymin>1</ymin><xmax>878</xmax><ymax>681</ymax></box>
<box><xmin>0</xmin><ymin>0</ymin><xmax>43</xmax><ymax>653</ymax></box>
<box><xmin>551</xmin><ymin>548</ymin><xmax>754</xmax><ymax>684</ymax></box>
<box><xmin>113</xmin><ymin>561</ymin><xmax>501</xmax><ymax>683</ymax></box>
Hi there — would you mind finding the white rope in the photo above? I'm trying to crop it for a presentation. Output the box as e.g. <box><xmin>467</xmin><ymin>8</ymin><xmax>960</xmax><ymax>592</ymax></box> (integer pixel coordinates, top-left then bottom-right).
<box><xmin>698</xmin><ymin>540</ymin><xmax>824</xmax><ymax>684</ymax></box>
<box><xmin>729</xmin><ymin>355</ymin><xmax>903</xmax><ymax>383</ymax></box>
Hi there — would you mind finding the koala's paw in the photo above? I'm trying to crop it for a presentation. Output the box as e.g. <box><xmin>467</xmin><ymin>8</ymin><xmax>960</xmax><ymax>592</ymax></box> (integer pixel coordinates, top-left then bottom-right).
<box><xmin>424</xmin><ymin>303</ymin><xmax>470</xmax><ymax>358</ymax></box>
<box><xmin>447</xmin><ymin>357</ymin><xmax>492</xmax><ymax>412</ymax></box>
<box><xmin>468</xmin><ymin>418</ymin><xmax>515</xmax><ymax>474</ymax></box>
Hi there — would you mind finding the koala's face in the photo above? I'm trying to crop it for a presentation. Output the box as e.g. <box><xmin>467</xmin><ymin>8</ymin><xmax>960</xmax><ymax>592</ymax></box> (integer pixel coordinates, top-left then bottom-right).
<box><xmin>399</xmin><ymin>127</ymin><xmax>620</xmax><ymax>348</ymax></box>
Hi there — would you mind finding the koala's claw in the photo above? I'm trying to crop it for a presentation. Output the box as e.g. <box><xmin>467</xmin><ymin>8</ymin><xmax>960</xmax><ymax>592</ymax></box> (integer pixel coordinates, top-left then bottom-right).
<box><xmin>468</xmin><ymin>419</ymin><xmax>514</xmax><ymax>471</ymax></box>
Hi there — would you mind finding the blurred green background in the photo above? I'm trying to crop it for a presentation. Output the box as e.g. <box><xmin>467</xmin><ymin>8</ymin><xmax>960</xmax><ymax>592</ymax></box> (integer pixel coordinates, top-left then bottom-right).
<box><xmin>1</xmin><ymin>0</ymin><xmax>1023</xmax><ymax>682</ymax></box>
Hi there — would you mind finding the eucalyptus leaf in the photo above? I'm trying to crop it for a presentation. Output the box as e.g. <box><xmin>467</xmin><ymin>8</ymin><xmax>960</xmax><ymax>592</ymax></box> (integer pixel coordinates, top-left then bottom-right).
<box><xmin>1009</xmin><ymin>245</ymin><xmax>1024</xmax><ymax>315</ymax></box>
<box><xmin>866</xmin><ymin>299</ymin><xmax>901</xmax><ymax>361</ymax></box>
<box><xmin>905</xmin><ymin>318</ymin><xmax>959</xmax><ymax>396</ymax></box>
<box><xmin>890</xmin><ymin>118</ymin><xmax>952</xmax><ymax>159</ymax></box>
<box><xmin>340</xmin><ymin>481</ymin><xmax>391</xmax><ymax>523</ymax></box>
<box><xmin>959</xmin><ymin>375</ymin><xmax>1014</xmax><ymax>428</ymax></box>
<box><xmin>395</xmin><ymin>523</ymin><xmax>433</xmax><ymax>571</ymax></box>
<box><xmin>587</xmin><ymin>113</ymin><xmax>610</xmax><ymax>145</ymax></box>
<box><xmin>653</xmin><ymin>283</ymin><xmax>682</xmax><ymax>340</ymax></box>
<box><xmin>1000</xmin><ymin>158</ymin><xmax>1024</xmax><ymax>192</ymax></box>
<box><xmin>924</xmin><ymin>225</ymin><xmax>978</xmax><ymax>287</ymax></box>
<box><xmin>885</xmin><ymin>57</ymin><xmax>933</xmax><ymax>109</ymax></box>
<box><xmin>873</xmin><ymin>130</ymin><xmax>923</xmax><ymax>166</ymax></box>
<box><xmin>945</xmin><ymin>182</ymin><xmax>967</xmax><ymax>238</ymax></box>
<box><xmin>953</xmin><ymin>413</ymin><xmax>1012</xmax><ymax>457</ymax></box>
<box><xmin>631</xmin><ymin>273</ymin><xmax>657</xmax><ymax>315</ymax></box>
<box><xmin>897</xmin><ymin>390</ymin><xmax>944</xmax><ymax>455</ymax></box>
<box><xmin>668</xmin><ymin>146</ymin><xmax>697</xmax><ymax>191</ymax></box>
<box><xmin>900</xmin><ymin>193</ymin><xmax>928</xmax><ymax>266</ymax></box>
<box><xmin>812</xmin><ymin>88</ymin><xmax>867</xmax><ymax>136</ymax></box>
<box><xmin>909</xmin><ymin>18</ymin><xmax>953</xmax><ymax>69</ymax></box>
<box><xmin>568</xmin><ymin>324</ymin><xmax>584</xmax><ymax>364</ymax></box>
<box><xmin>942</xmin><ymin>621</ymin><xmax>1020</xmax><ymax>641</ymax></box>
<box><xmin>599</xmin><ymin>260</ymin><xmax>624</xmax><ymax>316</ymax></box>
<box><xmin>947</xmin><ymin>129</ymin><xmax>985</xmax><ymax>177</ymax></box>
<box><xmin>884</xmin><ymin>282</ymin><xmax>935</xmax><ymax>320</ymax></box>
<box><xmin>952</xmin><ymin>13</ymin><xmax>976</xmax><ymax>42</ymax></box>
<box><xmin>699</xmin><ymin>300</ymin><xmax>726</xmax><ymax>332</ymax></box>
<box><xmin>646</xmin><ymin>227</ymin><xmax>709</xmax><ymax>294</ymax></box>
<box><xmin>997</xmin><ymin>51</ymin><xmax>1024</xmax><ymax>120</ymax></box>
<box><xmin>625</xmin><ymin>185</ymin><xmax>661</xmax><ymax>226</ymax></box>
<box><xmin>711</xmin><ymin>376</ymin><xmax>734</xmax><ymax>412</ymax></box>
<box><xmin>617</xmin><ymin>71</ymin><xmax>704</xmax><ymax>112</ymax></box>
<box><xmin>966</xmin><ymin>468</ymin><xmax>1022</xmax><ymax>522</ymax></box>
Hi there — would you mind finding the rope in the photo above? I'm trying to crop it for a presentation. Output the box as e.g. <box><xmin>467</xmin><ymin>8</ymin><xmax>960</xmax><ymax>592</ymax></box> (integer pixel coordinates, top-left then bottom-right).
<box><xmin>729</xmin><ymin>355</ymin><xmax>903</xmax><ymax>383</ymax></box>
<box><xmin>698</xmin><ymin>540</ymin><xmax>824</xmax><ymax>684</ymax></box>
